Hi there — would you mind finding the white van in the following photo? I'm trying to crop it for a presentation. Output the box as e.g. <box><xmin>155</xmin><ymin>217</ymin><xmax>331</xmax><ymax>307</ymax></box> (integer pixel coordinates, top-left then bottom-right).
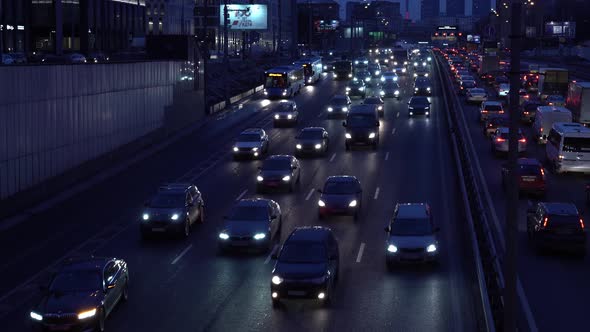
<box><xmin>532</xmin><ymin>106</ymin><xmax>572</xmax><ymax>143</ymax></box>
<box><xmin>546</xmin><ymin>122</ymin><xmax>590</xmax><ymax>173</ymax></box>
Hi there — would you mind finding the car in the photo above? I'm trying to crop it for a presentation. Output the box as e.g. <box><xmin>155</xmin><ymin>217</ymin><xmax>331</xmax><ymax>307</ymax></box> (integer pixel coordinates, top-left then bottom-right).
<box><xmin>218</xmin><ymin>198</ymin><xmax>282</xmax><ymax>253</ymax></box>
<box><xmin>346</xmin><ymin>79</ymin><xmax>367</xmax><ymax>98</ymax></box>
<box><xmin>232</xmin><ymin>128</ymin><xmax>269</xmax><ymax>160</ymax></box>
<box><xmin>413</xmin><ymin>77</ymin><xmax>432</xmax><ymax>95</ymax></box>
<box><xmin>466</xmin><ymin>88</ymin><xmax>488</xmax><ymax>103</ymax></box>
<box><xmin>483</xmin><ymin>115</ymin><xmax>510</xmax><ymax>137</ymax></box>
<box><xmin>355</xmin><ymin>69</ymin><xmax>372</xmax><ymax>84</ymax></box>
<box><xmin>318</xmin><ymin>176</ymin><xmax>363</xmax><ymax>220</ymax></box>
<box><xmin>1</xmin><ymin>53</ymin><xmax>14</xmax><ymax>65</ymax></box>
<box><xmin>325</xmin><ymin>94</ymin><xmax>352</xmax><ymax>117</ymax></box>
<box><xmin>480</xmin><ymin>101</ymin><xmax>504</xmax><ymax>122</ymax></box>
<box><xmin>501</xmin><ymin>158</ymin><xmax>546</xmax><ymax>196</ymax></box>
<box><xmin>30</xmin><ymin>257</ymin><xmax>129</xmax><ymax>332</ymax></box>
<box><xmin>256</xmin><ymin>155</ymin><xmax>301</xmax><ymax>193</ymax></box>
<box><xmin>380</xmin><ymin>81</ymin><xmax>401</xmax><ymax>99</ymax></box>
<box><xmin>413</xmin><ymin>67</ymin><xmax>429</xmax><ymax>78</ymax></box>
<box><xmin>492</xmin><ymin>75</ymin><xmax>509</xmax><ymax>89</ymax></box>
<box><xmin>526</xmin><ymin>202</ymin><xmax>585</xmax><ymax>255</ymax></box>
<box><xmin>384</xmin><ymin>203</ymin><xmax>440</xmax><ymax>267</ymax></box>
<box><xmin>343</xmin><ymin>104</ymin><xmax>380</xmax><ymax>150</ymax></box>
<box><xmin>362</xmin><ymin>96</ymin><xmax>385</xmax><ymax>117</ymax></box>
<box><xmin>407</xmin><ymin>96</ymin><xmax>431</xmax><ymax>117</ymax></box>
<box><xmin>273</xmin><ymin>101</ymin><xmax>299</xmax><ymax>127</ymax></box>
<box><xmin>270</xmin><ymin>226</ymin><xmax>340</xmax><ymax>307</ymax></box>
<box><xmin>295</xmin><ymin>127</ymin><xmax>329</xmax><ymax>156</ymax></box>
<box><xmin>381</xmin><ymin>71</ymin><xmax>398</xmax><ymax>82</ymax></box>
<box><xmin>459</xmin><ymin>80</ymin><xmax>476</xmax><ymax>95</ymax></box>
<box><xmin>87</xmin><ymin>51</ymin><xmax>109</xmax><ymax>63</ymax></box>
<box><xmin>368</xmin><ymin>63</ymin><xmax>382</xmax><ymax>78</ymax></box>
<box><xmin>458</xmin><ymin>74</ymin><xmax>475</xmax><ymax>85</ymax></box>
<box><xmin>140</xmin><ymin>183</ymin><xmax>205</xmax><ymax>239</ymax></box>
<box><xmin>497</xmin><ymin>83</ymin><xmax>510</xmax><ymax>97</ymax></box>
<box><xmin>546</xmin><ymin>94</ymin><xmax>566</xmax><ymax>107</ymax></box>
<box><xmin>520</xmin><ymin>100</ymin><xmax>543</xmax><ymax>123</ymax></box>
<box><xmin>67</xmin><ymin>53</ymin><xmax>88</xmax><ymax>63</ymax></box>
<box><xmin>490</xmin><ymin>127</ymin><xmax>527</xmax><ymax>156</ymax></box>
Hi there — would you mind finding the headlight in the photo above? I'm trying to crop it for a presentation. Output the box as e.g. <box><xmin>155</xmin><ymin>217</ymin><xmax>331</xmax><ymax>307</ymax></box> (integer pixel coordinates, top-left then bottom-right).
<box><xmin>365</xmin><ymin>77</ymin><xmax>370</xmax><ymax>82</ymax></box>
<box><xmin>346</xmin><ymin>87</ymin><xmax>351</xmax><ymax>91</ymax></box>
<box><xmin>171</xmin><ymin>214</ymin><xmax>180</xmax><ymax>220</ymax></box>
<box><xmin>254</xmin><ymin>233</ymin><xmax>266</xmax><ymax>240</ymax></box>
<box><xmin>387</xmin><ymin>244</ymin><xmax>398</xmax><ymax>253</ymax></box>
<box><xmin>334</xmin><ymin>74</ymin><xmax>338</xmax><ymax>78</ymax></box>
<box><xmin>380</xmin><ymin>90</ymin><xmax>385</xmax><ymax>95</ymax></box>
<box><xmin>257</xmin><ymin>175</ymin><xmax>264</xmax><ymax>182</ymax></box>
<box><xmin>394</xmin><ymin>76</ymin><xmax>398</xmax><ymax>81</ymax></box>
<box><xmin>393</xmin><ymin>61</ymin><xmax>398</xmax><ymax>65</ymax></box>
<box><xmin>413</xmin><ymin>73</ymin><xmax>417</xmax><ymax>77</ymax></box>
<box><xmin>274</xmin><ymin>114</ymin><xmax>279</xmax><ymax>119</ymax></box>
<box><xmin>378</xmin><ymin>106</ymin><xmax>383</xmax><ymax>111</ymax></box>
<box><xmin>315</xmin><ymin>144</ymin><xmax>322</xmax><ymax>150</ymax></box>
<box><xmin>402</xmin><ymin>68</ymin><xmax>406</xmax><ymax>73</ymax></box>
<box><xmin>219</xmin><ymin>232</ymin><xmax>229</xmax><ymax>240</ymax></box>
<box><xmin>327</xmin><ymin>107</ymin><xmax>333</xmax><ymax>112</ymax></box>
<box><xmin>422</xmin><ymin>62</ymin><xmax>427</xmax><ymax>66</ymax></box>
<box><xmin>287</xmin><ymin>114</ymin><xmax>293</xmax><ymax>119</ymax></box>
<box><xmin>425</xmin><ymin>73</ymin><xmax>429</xmax><ymax>77</ymax></box>
<box><xmin>282</xmin><ymin>175</ymin><xmax>291</xmax><ymax>182</ymax></box>
<box><xmin>272</xmin><ymin>275</ymin><xmax>283</xmax><ymax>285</ymax></box>
<box><xmin>415</xmin><ymin>87</ymin><xmax>419</xmax><ymax>91</ymax></box>
<box><xmin>381</xmin><ymin>77</ymin><xmax>385</xmax><ymax>82</ymax></box>
<box><xmin>345</xmin><ymin>133</ymin><xmax>352</xmax><ymax>139</ymax></box>
<box><xmin>425</xmin><ymin>106</ymin><xmax>430</xmax><ymax>110</ymax></box>
<box><xmin>427</xmin><ymin>57</ymin><xmax>432</xmax><ymax>61</ymax></box>
<box><xmin>77</xmin><ymin>308</ymin><xmax>97</xmax><ymax>320</ymax></box>
<box><xmin>348</xmin><ymin>73</ymin><xmax>353</xmax><ymax>78</ymax></box>
<box><xmin>349</xmin><ymin>200</ymin><xmax>358</xmax><ymax>207</ymax></box>
<box><xmin>342</xmin><ymin>107</ymin><xmax>348</xmax><ymax>112</ymax></box>
<box><xmin>409</xmin><ymin>106</ymin><xmax>414</xmax><ymax>109</ymax></box>
<box><xmin>296</xmin><ymin>144</ymin><xmax>302</xmax><ymax>149</ymax></box>
<box><xmin>318</xmin><ymin>199</ymin><xmax>326</xmax><ymax>207</ymax></box>
<box><xmin>427</xmin><ymin>244</ymin><xmax>437</xmax><ymax>252</ymax></box>
<box><xmin>282</xmin><ymin>91</ymin><xmax>287</xmax><ymax>96</ymax></box>
<box><xmin>264</xmin><ymin>91</ymin><xmax>268</xmax><ymax>95</ymax></box>
<box><xmin>359</xmin><ymin>87</ymin><xmax>365</xmax><ymax>91</ymax></box>
<box><xmin>375</xmin><ymin>71</ymin><xmax>380</xmax><ymax>75</ymax></box>
<box><xmin>233</xmin><ymin>146</ymin><xmax>239</xmax><ymax>152</ymax></box>
<box><xmin>252</xmin><ymin>147</ymin><xmax>258</xmax><ymax>152</ymax></box>
<box><xmin>414</xmin><ymin>62</ymin><xmax>418</xmax><ymax>66</ymax></box>
<box><xmin>394</xmin><ymin>90</ymin><xmax>400</xmax><ymax>95</ymax></box>
<box><xmin>369</xmin><ymin>132</ymin><xmax>376</xmax><ymax>139</ymax></box>
<box><xmin>30</xmin><ymin>311</ymin><xmax>43</xmax><ymax>321</ymax></box>
<box><xmin>323</xmin><ymin>65</ymin><xmax>328</xmax><ymax>69</ymax></box>
<box><xmin>142</xmin><ymin>213</ymin><xmax>149</xmax><ymax>221</ymax></box>
<box><xmin>427</xmin><ymin>87</ymin><xmax>431</xmax><ymax>91</ymax></box>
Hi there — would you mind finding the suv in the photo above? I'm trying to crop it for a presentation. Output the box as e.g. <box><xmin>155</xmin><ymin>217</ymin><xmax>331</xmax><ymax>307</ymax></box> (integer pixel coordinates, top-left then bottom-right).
<box><xmin>384</xmin><ymin>203</ymin><xmax>440</xmax><ymax>267</ymax></box>
<box><xmin>270</xmin><ymin>226</ymin><xmax>339</xmax><ymax>307</ymax></box>
<box><xmin>413</xmin><ymin>77</ymin><xmax>432</xmax><ymax>96</ymax></box>
<box><xmin>343</xmin><ymin>105</ymin><xmax>380</xmax><ymax>150</ymax></box>
<box><xmin>218</xmin><ymin>198</ymin><xmax>282</xmax><ymax>253</ymax></box>
<box><xmin>480</xmin><ymin>101</ymin><xmax>504</xmax><ymax>122</ymax></box>
<box><xmin>30</xmin><ymin>257</ymin><xmax>129</xmax><ymax>332</ymax></box>
<box><xmin>232</xmin><ymin>128</ymin><xmax>269</xmax><ymax>160</ymax></box>
<box><xmin>325</xmin><ymin>94</ymin><xmax>352</xmax><ymax>118</ymax></box>
<box><xmin>140</xmin><ymin>183</ymin><xmax>205</xmax><ymax>239</ymax></box>
<box><xmin>273</xmin><ymin>101</ymin><xmax>298</xmax><ymax>127</ymax></box>
<box><xmin>490</xmin><ymin>127</ymin><xmax>527</xmax><ymax>155</ymax></box>
<box><xmin>501</xmin><ymin>158</ymin><xmax>546</xmax><ymax>196</ymax></box>
<box><xmin>526</xmin><ymin>202</ymin><xmax>586</xmax><ymax>255</ymax></box>
<box><xmin>256</xmin><ymin>155</ymin><xmax>301</xmax><ymax>193</ymax></box>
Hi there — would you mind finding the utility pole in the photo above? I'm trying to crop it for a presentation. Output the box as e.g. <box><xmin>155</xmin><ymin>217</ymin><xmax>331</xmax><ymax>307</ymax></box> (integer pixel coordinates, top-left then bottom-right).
<box><xmin>307</xmin><ymin>0</ymin><xmax>312</xmax><ymax>54</ymax></box>
<box><xmin>504</xmin><ymin>2</ymin><xmax>522</xmax><ymax>332</ymax></box>
<box><xmin>0</xmin><ymin>0</ymin><xmax>4</xmax><ymax>54</ymax></box>
<box><xmin>278</xmin><ymin>0</ymin><xmax>282</xmax><ymax>57</ymax></box>
<box><xmin>223</xmin><ymin>1</ymin><xmax>230</xmax><ymax>108</ymax></box>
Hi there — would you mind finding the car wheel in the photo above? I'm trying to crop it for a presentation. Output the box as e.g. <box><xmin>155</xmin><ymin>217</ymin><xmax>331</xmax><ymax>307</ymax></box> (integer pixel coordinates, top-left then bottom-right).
<box><xmin>95</xmin><ymin>308</ymin><xmax>105</xmax><ymax>332</ymax></box>
<box><xmin>198</xmin><ymin>206</ymin><xmax>205</xmax><ymax>224</ymax></box>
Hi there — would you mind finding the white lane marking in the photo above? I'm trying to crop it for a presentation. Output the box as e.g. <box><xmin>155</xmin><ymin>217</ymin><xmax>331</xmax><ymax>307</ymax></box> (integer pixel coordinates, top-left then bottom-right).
<box><xmin>305</xmin><ymin>188</ymin><xmax>315</xmax><ymax>201</ymax></box>
<box><xmin>171</xmin><ymin>244</ymin><xmax>193</xmax><ymax>265</ymax></box>
<box><xmin>396</xmin><ymin>112</ymin><xmax>400</xmax><ymax>118</ymax></box>
<box><xmin>385</xmin><ymin>152</ymin><xmax>390</xmax><ymax>161</ymax></box>
<box><xmin>236</xmin><ymin>189</ymin><xmax>248</xmax><ymax>201</ymax></box>
<box><xmin>329</xmin><ymin>153</ymin><xmax>336</xmax><ymax>162</ymax></box>
<box><xmin>391</xmin><ymin>127</ymin><xmax>397</xmax><ymax>135</ymax></box>
<box><xmin>356</xmin><ymin>243</ymin><xmax>366</xmax><ymax>263</ymax></box>
<box><xmin>265</xmin><ymin>244</ymin><xmax>279</xmax><ymax>264</ymax></box>
<box><xmin>373</xmin><ymin>187</ymin><xmax>380</xmax><ymax>200</ymax></box>
<box><xmin>518</xmin><ymin>277</ymin><xmax>539</xmax><ymax>332</ymax></box>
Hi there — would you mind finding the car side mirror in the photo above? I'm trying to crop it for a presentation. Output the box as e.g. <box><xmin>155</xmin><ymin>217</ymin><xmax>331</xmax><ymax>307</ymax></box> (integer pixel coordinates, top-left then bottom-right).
<box><xmin>342</xmin><ymin>121</ymin><xmax>347</xmax><ymax>127</ymax></box>
<box><xmin>107</xmin><ymin>282</ymin><xmax>116</xmax><ymax>290</ymax></box>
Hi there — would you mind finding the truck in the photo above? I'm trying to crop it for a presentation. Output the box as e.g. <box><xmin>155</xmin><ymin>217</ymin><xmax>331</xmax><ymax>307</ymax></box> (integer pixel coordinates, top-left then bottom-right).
<box><xmin>333</xmin><ymin>60</ymin><xmax>353</xmax><ymax>80</ymax></box>
<box><xmin>566</xmin><ymin>81</ymin><xmax>590</xmax><ymax>125</ymax></box>
<box><xmin>478</xmin><ymin>55</ymin><xmax>499</xmax><ymax>78</ymax></box>
<box><xmin>538</xmin><ymin>68</ymin><xmax>569</xmax><ymax>99</ymax></box>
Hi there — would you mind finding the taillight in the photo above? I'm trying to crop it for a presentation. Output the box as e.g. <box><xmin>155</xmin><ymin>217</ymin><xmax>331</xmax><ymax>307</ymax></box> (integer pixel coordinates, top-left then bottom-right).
<box><xmin>540</xmin><ymin>168</ymin><xmax>545</xmax><ymax>177</ymax></box>
<box><xmin>496</xmin><ymin>137</ymin><xmax>506</xmax><ymax>142</ymax></box>
<box><xmin>499</xmin><ymin>110</ymin><xmax>505</xmax><ymax>114</ymax></box>
<box><xmin>482</xmin><ymin>110</ymin><xmax>488</xmax><ymax>113</ymax></box>
<box><xmin>580</xmin><ymin>218</ymin><xmax>585</xmax><ymax>229</ymax></box>
<box><xmin>519</xmin><ymin>137</ymin><xmax>526</xmax><ymax>143</ymax></box>
<box><xmin>523</xmin><ymin>111</ymin><xmax>529</xmax><ymax>115</ymax></box>
<box><xmin>543</xmin><ymin>217</ymin><xmax>548</xmax><ymax>228</ymax></box>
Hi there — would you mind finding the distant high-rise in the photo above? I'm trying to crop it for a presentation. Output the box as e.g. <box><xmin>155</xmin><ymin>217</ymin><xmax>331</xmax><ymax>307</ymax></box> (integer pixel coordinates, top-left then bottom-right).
<box><xmin>445</xmin><ymin>0</ymin><xmax>464</xmax><ymax>16</ymax></box>
<box><xmin>421</xmin><ymin>0</ymin><xmax>440</xmax><ymax>21</ymax></box>
<box><xmin>472</xmin><ymin>0</ymin><xmax>491</xmax><ymax>17</ymax></box>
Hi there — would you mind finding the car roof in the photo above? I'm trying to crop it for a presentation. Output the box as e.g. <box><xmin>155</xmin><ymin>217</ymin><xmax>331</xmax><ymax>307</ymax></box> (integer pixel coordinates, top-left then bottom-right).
<box><xmin>483</xmin><ymin>101</ymin><xmax>503</xmax><ymax>106</ymax></box>
<box><xmin>541</xmin><ymin>202</ymin><xmax>578</xmax><ymax>215</ymax></box>
<box><xmin>266</xmin><ymin>155</ymin><xmax>293</xmax><ymax>161</ymax></box>
<box><xmin>350</xmin><ymin>104</ymin><xmax>377</xmax><ymax>113</ymax></box>
<box><xmin>410</xmin><ymin>96</ymin><xmax>429</xmax><ymax>102</ymax></box>
<box><xmin>60</xmin><ymin>257</ymin><xmax>112</xmax><ymax>272</ymax></box>
<box><xmin>364</xmin><ymin>97</ymin><xmax>383</xmax><ymax>102</ymax></box>
<box><xmin>301</xmin><ymin>127</ymin><xmax>325</xmax><ymax>133</ymax></box>
<box><xmin>496</xmin><ymin>127</ymin><xmax>523</xmax><ymax>134</ymax></box>
<box><xmin>241</xmin><ymin>128</ymin><xmax>264</xmax><ymax>135</ymax></box>
<box><xmin>395</xmin><ymin>203</ymin><xmax>430</xmax><ymax>219</ymax></box>
<box><xmin>287</xmin><ymin>226</ymin><xmax>333</xmax><ymax>243</ymax></box>
<box><xmin>235</xmin><ymin>198</ymin><xmax>272</xmax><ymax>207</ymax></box>
<box><xmin>158</xmin><ymin>183</ymin><xmax>193</xmax><ymax>192</ymax></box>
<box><xmin>332</xmin><ymin>94</ymin><xmax>347</xmax><ymax>99</ymax></box>
<box><xmin>326</xmin><ymin>175</ymin><xmax>359</xmax><ymax>183</ymax></box>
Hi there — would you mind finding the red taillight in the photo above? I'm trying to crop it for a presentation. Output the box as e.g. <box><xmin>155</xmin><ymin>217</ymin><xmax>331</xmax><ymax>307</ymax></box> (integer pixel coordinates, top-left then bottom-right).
<box><xmin>580</xmin><ymin>218</ymin><xmax>585</xmax><ymax>229</ymax></box>
<box><xmin>540</xmin><ymin>168</ymin><xmax>545</xmax><ymax>176</ymax></box>
<box><xmin>482</xmin><ymin>110</ymin><xmax>488</xmax><ymax>113</ymax></box>
<box><xmin>519</xmin><ymin>137</ymin><xmax>526</xmax><ymax>143</ymax></box>
<box><xmin>523</xmin><ymin>111</ymin><xmax>529</xmax><ymax>115</ymax></box>
<box><xmin>499</xmin><ymin>110</ymin><xmax>505</xmax><ymax>114</ymax></box>
<box><xmin>496</xmin><ymin>137</ymin><xmax>506</xmax><ymax>142</ymax></box>
<box><xmin>543</xmin><ymin>217</ymin><xmax>548</xmax><ymax>228</ymax></box>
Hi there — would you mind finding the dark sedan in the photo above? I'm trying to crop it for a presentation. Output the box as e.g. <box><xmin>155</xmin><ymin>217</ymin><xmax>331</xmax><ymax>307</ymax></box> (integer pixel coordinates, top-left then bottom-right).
<box><xmin>413</xmin><ymin>77</ymin><xmax>432</xmax><ymax>96</ymax></box>
<box><xmin>325</xmin><ymin>95</ymin><xmax>352</xmax><ymax>118</ymax></box>
<box><xmin>295</xmin><ymin>127</ymin><xmax>329</xmax><ymax>156</ymax></box>
<box><xmin>30</xmin><ymin>257</ymin><xmax>129</xmax><ymax>332</ymax></box>
<box><xmin>407</xmin><ymin>96</ymin><xmax>431</xmax><ymax>117</ymax></box>
<box><xmin>346</xmin><ymin>79</ymin><xmax>366</xmax><ymax>98</ymax></box>
<box><xmin>502</xmin><ymin>158</ymin><xmax>546</xmax><ymax>197</ymax></box>
<box><xmin>362</xmin><ymin>96</ymin><xmax>385</xmax><ymax>117</ymax></box>
<box><xmin>218</xmin><ymin>198</ymin><xmax>282</xmax><ymax>253</ymax></box>
<box><xmin>256</xmin><ymin>155</ymin><xmax>301</xmax><ymax>193</ymax></box>
<box><xmin>527</xmin><ymin>202</ymin><xmax>586</xmax><ymax>255</ymax></box>
<box><xmin>318</xmin><ymin>176</ymin><xmax>363</xmax><ymax>220</ymax></box>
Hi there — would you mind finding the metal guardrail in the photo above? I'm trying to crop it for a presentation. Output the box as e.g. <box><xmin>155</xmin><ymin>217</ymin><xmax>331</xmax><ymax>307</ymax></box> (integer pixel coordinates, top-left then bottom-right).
<box><xmin>208</xmin><ymin>84</ymin><xmax>264</xmax><ymax>114</ymax></box>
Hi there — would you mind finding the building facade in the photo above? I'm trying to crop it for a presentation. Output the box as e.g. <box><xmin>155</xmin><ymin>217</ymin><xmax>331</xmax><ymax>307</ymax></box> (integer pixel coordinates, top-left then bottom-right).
<box><xmin>145</xmin><ymin>0</ymin><xmax>194</xmax><ymax>35</ymax></box>
<box><xmin>445</xmin><ymin>0</ymin><xmax>464</xmax><ymax>17</ymax></box>
<box><xmin>297</xmin><ymin>0</ymin><xmax>339</xmax><ymax>50</ymax></box>
<box><xmin>345</xmin><ymin>0</ymin><xmax>402</xmax><ymax>47</ymax></box>
<box><xmin>0</xmin><ymin>0</ymin><xmax>32</xmax><ymax>53</ymax></box>
<box><xmin>421</xmin><ymin>0</ymin><xmax>440</xmax><ymax>22</ymax></box>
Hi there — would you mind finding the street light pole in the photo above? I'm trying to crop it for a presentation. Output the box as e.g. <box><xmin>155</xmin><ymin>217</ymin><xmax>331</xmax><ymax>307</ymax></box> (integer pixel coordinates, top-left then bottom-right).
<box><xmin>223</xmin><ymin>1</ymin><xmax>230</xmax><ymax>108</ymax></box>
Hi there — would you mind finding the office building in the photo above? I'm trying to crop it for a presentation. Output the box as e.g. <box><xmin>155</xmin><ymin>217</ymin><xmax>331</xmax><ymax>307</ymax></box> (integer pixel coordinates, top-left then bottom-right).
<box><xmin>146</xmin><ymin>0</ymin><xmax>194</xmax><ymax>35</ymax></box>
<box><xmin>297</xmin><ymin>0</ymin><xmax>339</xmax><ymax>50</ymax></box>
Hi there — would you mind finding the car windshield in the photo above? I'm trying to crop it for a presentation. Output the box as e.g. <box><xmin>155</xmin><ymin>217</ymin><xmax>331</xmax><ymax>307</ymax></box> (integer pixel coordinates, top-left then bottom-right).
<box><xmin>383</xmin><ymin>82</ymin><xmax>399</xmax><ymax>89</ymax></box>
<box><xmin>463</xmin><ymin>81</ymin><xmax>476</xmax><ymax>88</ymax></box>
<box><xmin>276</xmin><ymin>103</ymin><xmax>295</xmax><ymax>112</ymax></box>
<box><xmin>518</xmin><ymin>164</ymin><xmax>542</xmax><ymax>176</ymax></box>
<box><xmin>415</xmin><ymin>78</ymin><xmax>429</xmax><ymax>84</ymax></box>
<box><xmin>263</xmin><ymin>159</ymin><xmax>291</xmax><ymax>170</ymax></box>
<box><xmin>390</xmin><ymin>218</ymin><xmax>432</xmax><ymax>236</ymax></box>
<box><xmin>237</xmin><ymin>134</ymin><xmax>261</xmax><ymax>142</ymax></box>
<box><xmin>50</xmin><ymin>270</ymin><xmax>102</xmax><ymax>292</ymax></box>
<box><xmin>279</xmin><ymin>243</ymin><xmax>327</xmax><ymax>263</ymax></box>
<box><xmin>364</xmin><ymin>98</ymin><xmax>382</xmax><ymax>104</ymax></box>
<box><xmin>228</xmin><ymin>206</ymin><xmax>269</xmax><ymax>220</ymax></box>
<box><xmin>298</xmin><ymin>130</ymin><xmax>323</xmax><ymax>140</ymax></box>
<box><xmin>563</xmin><ymin>137</ymin><xmax>590</xmax><ymax>153</ymax></box>
<box><xmin>485</xmin><ymin>105</ymin><xmax>502</xmax><ymax>112</ymax></box>
<box><xmin>347</xmin><ymin>114</ymin><xmax>375</xmax><ymax>127</ymax></box>
<box><xmin>410</xmin><ymin>98</ymin><xmax>429</xmax><ymax>106</ymax></box>
<box><xmin>331</xmin><ymin>98</ymin><xmax>347</xmax><ymax>106</ymax></box>
<box><xmin>324</xmin><ymin>181</ymin><xmax>357</xmax><ymax>194</ymax></box>
<box><xmin>150</xmin><ymin>193</ymin><xmax>185</xmax><ymax>208</ymax></box>
<box><xmin>470</xmin><ymin>88</ymin><xmax>485</xmax><ymax>94</ymax></box>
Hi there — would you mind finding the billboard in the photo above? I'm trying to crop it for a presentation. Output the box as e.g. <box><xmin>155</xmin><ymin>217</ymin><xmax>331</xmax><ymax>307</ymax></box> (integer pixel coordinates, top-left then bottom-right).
<box><xmin>545</xmin><ymin>21</ymin><xmax>576</xmax><ymax>38</ymax></box>
<box><xmin>219</xmin><ymin>4</ymin><xmax>268</xmax><ymax>30</ymax></box>
<box><xmin>315</xmin><ymin>20</ymin><xmax>340</xmax><ymax>32</ymax></box>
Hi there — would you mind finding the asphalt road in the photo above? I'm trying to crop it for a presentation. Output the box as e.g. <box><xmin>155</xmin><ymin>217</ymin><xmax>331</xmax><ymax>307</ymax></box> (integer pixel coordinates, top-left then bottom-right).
<box><xmin>0</xmin><ymin>67</ymin><xmax>481</xmax><ymax>331</ymax></box>
<box><xmin>446</xmin><ymin>60</ymin><xmax>590</xmax><ymax>331</ymax></box>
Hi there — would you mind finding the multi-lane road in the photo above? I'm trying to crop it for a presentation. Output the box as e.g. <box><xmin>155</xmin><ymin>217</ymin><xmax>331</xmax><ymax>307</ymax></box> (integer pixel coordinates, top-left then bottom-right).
<box><xmin>0</xmin><ymin>65</ymin><xmax>482</xmax><ymax>331</ymax></box>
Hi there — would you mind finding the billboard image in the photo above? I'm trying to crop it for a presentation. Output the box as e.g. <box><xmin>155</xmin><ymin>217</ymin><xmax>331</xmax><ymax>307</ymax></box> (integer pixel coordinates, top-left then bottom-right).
<box><xmin>219</xmin><ymin>4</ymin><xmax>268</xmax><ymax>30</ymax></box>
<box><xmin>315</xmin><ymin>20</ymin><xmax>339</xmax><ymax>32</ymax></box>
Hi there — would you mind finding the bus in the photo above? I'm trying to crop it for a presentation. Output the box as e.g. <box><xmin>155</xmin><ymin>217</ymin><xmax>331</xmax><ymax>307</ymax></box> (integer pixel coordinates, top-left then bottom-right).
<box><xmin>538</xmin><ymin>68</ymin><xmax>569</xmax><ymax>100</ymax></box>
<box><xmin>546</xmin><ymin>122</ymin><xmax>590</xmax><ymax>173</ymax></box>
<box><xmin>293</xmin><ymin>57</ymin><xmax>323</xmax><ymax>84</ymax></box>
<box><xmin>263</xmin><ymin>66</ymin><xmax>304</xmax><ymax>99</ymax></box>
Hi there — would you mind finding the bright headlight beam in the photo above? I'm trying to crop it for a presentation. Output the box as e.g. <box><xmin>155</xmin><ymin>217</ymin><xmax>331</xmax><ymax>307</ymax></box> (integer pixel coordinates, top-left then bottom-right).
<box><xmin>318</xmin><ymin>200</ymin><xmax>326</xmax><ymax>207</ymax></box>
<box><xmin>219</xmin><ymin>232</ymin><xmax>229</xmax><ymax>240</ymax></box>
<box><xmin>387</xmin><ymin>244</ymin><xmax>398</xmax><ymax>253</ymax></box>
<box><xmin>282</xmin><ymin>175</ymin><xmax>291</xmax><ymax>182</ymax></box>
<box><xmin>427</xmin><ymin>244</ymin><xmax>437</xmax><ymax>252</ymax></box>
<box><xmin>77</xmin><ymin>308</ymin><xmax>97</xmax><ymax>320</ymax></box>
<box><xmin>171</xmin><ymin>214</ymin><xmax>179</xmax><ymax>220</ymax></box>
<box><xmin>272</xmin><ymin>275</ymin><xmax>283</xmax><ymax>285</ymax></box>
<box><xmin>254</xmin><ymin>233</ymin><xmax>266</xmax><ymax>240</ymax></box>
<box><xmin>142</xmin><ymin>213</ymin><xmax>149</xmax><ymax>220</ymax></box>
<box><xmin>257</xmin><ymin>175</ymin><xmax>264</xmax><ymax>182</ymax></box>
<box><xmin>30</xmin><ymin>311</ymin><xmax>42</xmax><ymax>321</ymax></box>
<box><xmin>349</xmin><ymin>200</ymin><xmax>358</xmax><ymax>207</ymax></box>
<box><xmin>315</xmin><ymin>144</ymin><xmax>322</xmax><ymax>150</ymax></box>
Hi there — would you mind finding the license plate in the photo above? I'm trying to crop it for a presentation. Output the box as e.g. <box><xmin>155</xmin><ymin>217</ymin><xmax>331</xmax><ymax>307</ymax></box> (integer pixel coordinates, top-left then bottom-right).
<box><xmin>151</xmin><ymin>228</ymin><xmax>166</xmax><ymax>232</ymax></box>
<box><xmin>49</xmin><ymin>326</ymin><xmax>70</xmax><ymax>331</ymax></box>
<box><xmin>288</xmin><ymin>290</ymin><xmax>306</xmax><ymax>296</ymax></box>
<box><xmin>231</xmin><ymin>240</ymin><xmax>250</xmax><ymax>246</ymax></box>
<box><xmin>403</xmin><ymin>253</ymin><xmax>422</xmax><ymax>260</ymax></box>
<box><xmin>522</xmin><ymin>178</ymin><xmax>535</xmax><ymax>182</ymax></box>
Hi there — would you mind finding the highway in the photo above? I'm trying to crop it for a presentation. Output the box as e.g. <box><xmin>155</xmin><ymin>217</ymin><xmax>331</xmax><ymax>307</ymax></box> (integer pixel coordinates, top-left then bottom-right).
<box><xmin>444</xmin><ymin>58</ymin><xmax>589</xmax><ymax>331</ymax></box>
<box><xmin>0</xmin><ymin>67</ymin><xmax>481</xmax><ymax>331</ymax></box>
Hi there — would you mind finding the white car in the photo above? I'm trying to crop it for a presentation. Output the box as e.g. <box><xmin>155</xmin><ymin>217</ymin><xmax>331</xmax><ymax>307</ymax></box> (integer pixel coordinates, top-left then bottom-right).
<box><xmin>480</xmin><ymin>101</ymin><xmax>505</xmax><ymax>122</ymax></box>
<box><xmin>68</xmin><ymin>53</ymin><xmax>87</xmax><ymax>63</ymax></box>
<box><xmin>1</xmin><ymin>54</ymin><xmax>14</xmax><ymax>65</ymax></box>
<box><xmin>490</xmin><ymin>127</ymin><xmax>527</xmax><ymax>155</ymax></box>
<box><xmin>466</xmin><ymin>88</ymin><xmax>488</xmax><ymax>103</ymax></box>
<box><xmin>273</xmin><ymin>100</ymin><xmax>299</xmax><ymax>126</ymax></box>
<box><xmin>498</xmin><ymin>83</ymin><xmax>510</xmax><ymax>97</ymax></box>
